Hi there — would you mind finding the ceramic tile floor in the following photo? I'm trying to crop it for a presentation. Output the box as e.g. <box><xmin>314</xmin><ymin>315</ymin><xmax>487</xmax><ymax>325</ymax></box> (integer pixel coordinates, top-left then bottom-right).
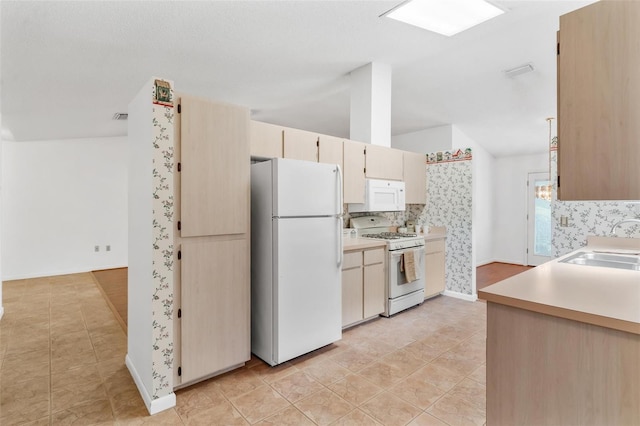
<box><xmin>0</xmin><ymin>273</ymin><xmax>487</xmax><ymax>425</ymax></box>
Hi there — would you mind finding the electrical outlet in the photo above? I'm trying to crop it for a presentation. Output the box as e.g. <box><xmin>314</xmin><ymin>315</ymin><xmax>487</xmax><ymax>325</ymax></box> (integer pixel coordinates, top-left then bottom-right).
<box><xmin>94</xmin><ymin>245</ymin><xmax>100</xmax><ymax>252</ymax></box>
<box><xmin>106</xmin><ymin>245</ymin><xmax>111</xmax><ymax>252</ymax></box>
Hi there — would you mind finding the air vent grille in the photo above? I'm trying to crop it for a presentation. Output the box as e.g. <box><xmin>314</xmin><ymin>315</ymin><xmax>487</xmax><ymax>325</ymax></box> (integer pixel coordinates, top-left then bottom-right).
<box><xmin>112</xmin><ymin>113</ymin><xmax>128</xmax><ymax>120</ymax></box>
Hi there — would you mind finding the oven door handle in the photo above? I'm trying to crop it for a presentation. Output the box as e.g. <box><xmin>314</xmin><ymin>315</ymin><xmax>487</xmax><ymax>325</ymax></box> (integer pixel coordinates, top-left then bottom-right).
<box><xmin>391</xmin><ymin>247</ymin><xmax>425</xmax><ymax>258</ymax></box>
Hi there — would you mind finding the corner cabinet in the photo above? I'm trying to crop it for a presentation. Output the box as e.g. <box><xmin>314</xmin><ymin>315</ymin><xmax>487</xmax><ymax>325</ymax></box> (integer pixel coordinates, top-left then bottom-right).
<box><xmin>403</xmin><ymin>152</ymin><xmax>427</xmax><ymax>204</ymax></box>
<box><xmin>557</xmin><ymin>1</ymin><xmax>640</xmax><ymax>200</ymax></box>
<box><xmin>341</xmin><ymin>247</ymin><xmax>385</xmax><ymax>328</ymax></box>
<box><xmin>174</xmin><ymin>95</ymin><xmax>251</xmax><ymax>387</ymax></box>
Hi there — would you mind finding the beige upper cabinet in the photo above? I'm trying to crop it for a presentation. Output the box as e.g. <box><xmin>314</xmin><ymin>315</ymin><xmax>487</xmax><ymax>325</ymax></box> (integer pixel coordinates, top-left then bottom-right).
<box><xmin>283</xmin><ymin>127</ymin><xmax>318</xmax><ymax>162</ymax></box>
<box><xmin>250</xmin><ymin>120</ymin><xmax>283</xmax><ymax>159</ymax></box>
<box><xmin>365</xmin><ymin>145</ymin><xmax>403</xmax><ymax>181</ymax></box>
<box><xmin>179</xmin><ymin>95</ymin><xmax>249</xmax><ymax>237</ymax></box>
<box><xmin>557</xmin><ymin>1</ymin><xmax>640</xmax><ymax>200</ymax></box>
<box><xmin>318</xmin><ymin>135</ymin><xmax>344</xmax><ymax>170</ymax></box>
<box><xmin>343</xmin><ymin>140</ymin><xmax>366</xmax><ymax>204</ymax></box>
<box><xmin>403</xmin><ymin>152</ymin><xmax>427</xmax><ymax>204</ymax></box>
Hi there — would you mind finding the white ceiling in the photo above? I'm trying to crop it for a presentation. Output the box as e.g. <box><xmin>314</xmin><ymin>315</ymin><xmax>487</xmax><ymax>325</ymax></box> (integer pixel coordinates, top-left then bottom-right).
<box><xmin>1</xmin><ymin>0</ymin><xmax>594</xmax><ymax>156</ymax></box>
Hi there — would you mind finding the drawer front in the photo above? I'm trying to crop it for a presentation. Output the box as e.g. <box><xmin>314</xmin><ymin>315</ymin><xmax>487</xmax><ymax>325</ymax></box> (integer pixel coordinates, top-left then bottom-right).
<box><xmin>364</xmin><ymin>248</ymin><xmax>385</xmax><ymax>265</ymax></box>
<box><xmin>343</xmin><ymin>251</ymin><xmax>363</xmax><ymax>270</ymax></box>
<box><xmin>425</xmin><ymin>239</ymin><xmax>445</xmax><ymax>254</ymax></box>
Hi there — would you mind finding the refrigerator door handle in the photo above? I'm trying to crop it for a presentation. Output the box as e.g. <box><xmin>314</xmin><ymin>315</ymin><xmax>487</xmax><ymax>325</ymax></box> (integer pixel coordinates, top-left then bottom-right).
<box><xmin>337</xmin><ymin>216</ymin><xmax>343</xmax><ymax>267</ymax></box>
<box><xmin>336</xmin><ymin>165</ymin><xmax>343</xmax><ymax>267</ymax></box>
<box><xmin>336</xmin><ymin>165</ymin><xmax>343</xmax><ymax>214</ymax></box>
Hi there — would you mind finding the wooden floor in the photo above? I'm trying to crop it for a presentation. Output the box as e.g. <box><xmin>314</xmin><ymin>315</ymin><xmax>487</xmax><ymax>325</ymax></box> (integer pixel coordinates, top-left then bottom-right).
<box><xmin>91</xmin><ymin>267</ymin><xmax>128</xmax><ymax>332</ymax></box>
<box><xmin>476</xmin><ymin>262</ymin><xmax>533</xmax><ymax>291</ymax></box>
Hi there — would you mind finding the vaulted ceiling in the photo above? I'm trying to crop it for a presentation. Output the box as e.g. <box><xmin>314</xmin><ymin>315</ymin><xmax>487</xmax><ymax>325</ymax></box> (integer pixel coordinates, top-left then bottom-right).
<box><xmin>1</xmin><ymin>0</ymin><xmax>594</xmax><ymax>156</ymax></box>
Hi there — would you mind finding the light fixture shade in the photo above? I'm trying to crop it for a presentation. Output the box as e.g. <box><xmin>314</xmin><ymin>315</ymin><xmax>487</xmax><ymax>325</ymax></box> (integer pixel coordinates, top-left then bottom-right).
<box><xmin>385</xmin><ymin>0</ymin><xmax>505</xmax><ymax>37</ymax></box>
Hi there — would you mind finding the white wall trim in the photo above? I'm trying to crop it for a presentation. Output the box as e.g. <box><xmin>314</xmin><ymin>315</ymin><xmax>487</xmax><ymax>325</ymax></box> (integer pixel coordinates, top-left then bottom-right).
<box><xmin>490</xmin><ymin>257</ymin><xmax>527</xmax><ymax>266</ymax></box>
<box><xmin>443</xmin><ymin>290</ymin><xmax>478</xmax><ymax>302</ymax></box>
<box><xmin>3</xmin><ymin>264</ymin><xmax>127</xmax><ymax>281</ymax></box>
<box><xmin>0</xmin><ymin>306</ymin><xmax>4</xmax><ymax>321</ymax></box>
<box><xmin>126</xmin><ymin>354</ymin><xmax>176</xmax><ymax>415</ymax></box>
<box><xmin>476</xmin><ymin>259</ymin><xmax>495</xmax><ymax>267</ymax></box>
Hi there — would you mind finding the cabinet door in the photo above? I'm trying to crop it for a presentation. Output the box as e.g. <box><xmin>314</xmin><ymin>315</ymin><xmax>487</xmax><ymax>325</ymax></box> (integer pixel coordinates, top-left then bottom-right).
<box><xmin>318</xmin><ymin>135</ymin><xmax>344</xmax><ymax>171</ymax></box>
<box><xmin>179</xmin><ymin>95</ymin><xmax>249</xmax><ymax>237</ymax></box>
<box><xmin>363</xmin><ymin>262</ymin><xmax>385</xmax><ymax>318</ymax></box>
<box><xmin>283</xmin><ymin>127</ymin><xmax>318</xmax><ymax>162</ymax></box>
<box><xmin>342</xmin><ymin>267</ymin><xmax>364</xmax><ymax>327</ymax></box>
<box><xmin>403</xmin><ymin>152</ymin><xmax>427</xmax><ymax>204</ymax></box>
<box><xmin>250</xmin><ymin>120</ymin><xmax>283</xmax><ymax>158</ymax></box>
<box><xmin>343</xmin><ymin>140</ymin><xmax>366</xmax><ymax>204</ymax></box>
<box><xmin>365</xmin><ymin>145</ymin><xmax>403</xmax><ymax>181</ymax></box>
<box><xmin>424</xmin><ymin>239</ymin><xmax>446</xmax><ymax>299</ymax></box>
<box><xmin>558</xmin><ymin>1</ymin><xmax>640</xmax><ymax>200</ymax></box>
<box><xmin>180</xmin><ymin>237</ymin><xmax>250</xmax><ymax>383</ymax></box>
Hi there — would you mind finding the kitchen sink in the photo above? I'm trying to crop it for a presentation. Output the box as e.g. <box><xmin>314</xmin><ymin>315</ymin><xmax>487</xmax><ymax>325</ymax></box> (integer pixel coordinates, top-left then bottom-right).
<box><xmin>560</xmin><ymin>251</ymin><xmax>640</xmax><ymax>271</ymax></box>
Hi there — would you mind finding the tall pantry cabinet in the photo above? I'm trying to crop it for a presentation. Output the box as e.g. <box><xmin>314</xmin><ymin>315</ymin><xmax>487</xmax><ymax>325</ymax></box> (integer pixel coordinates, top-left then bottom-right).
<box><xmin>127</xmin><ymin>79</ymin><xmax>250</xmax><ymax>415</ymax></box>
<box><xmin>174</xmin><ymin>95</ymin><xmax>251</xmax><ymax>386</ymax></box>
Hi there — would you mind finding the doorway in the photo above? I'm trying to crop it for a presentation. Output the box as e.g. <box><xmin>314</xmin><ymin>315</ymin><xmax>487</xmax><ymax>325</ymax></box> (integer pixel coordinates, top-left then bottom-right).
<box><xmin>527</xmin><ymin>172</ymin><xmax>552</xmax><ymax>266</ymax></box>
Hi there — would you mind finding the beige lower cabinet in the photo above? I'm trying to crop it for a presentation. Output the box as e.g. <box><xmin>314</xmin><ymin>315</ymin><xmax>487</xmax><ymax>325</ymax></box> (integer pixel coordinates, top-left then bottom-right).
<box><xmin>342</xmin><ymin>247</ymin><xmax>385</xmax><ymax>328</ymax></box>
<box><xmin>178</xmin><ymin>237</ymin><xmax>250</xmax><ymax>385</ymax></box>
<box><xmin>424</xmin><ymin>238</ymin><xmax>445</xmax><ymax>299</ymax></box>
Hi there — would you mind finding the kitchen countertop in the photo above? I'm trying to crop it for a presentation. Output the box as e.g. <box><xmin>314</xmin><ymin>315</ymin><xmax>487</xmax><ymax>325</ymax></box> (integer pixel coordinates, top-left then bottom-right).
<box><xmin>342</xmin><ymin>237</ymin><xmax>387</xmax><ymax>251</ymax></box>
<box><xmin>342</xmin><ymin>227</ymin><xmax>447</xmax><ymax>251</ymax></box>
<box><xmin>420</xmin><ymin>230</ymin><xmax>446</xmax><ymax>242</ymax></box>
<box><xmin>478</xmin><ymin>236</ymin><xmax>640</xmax><ymax>335</ymax></box>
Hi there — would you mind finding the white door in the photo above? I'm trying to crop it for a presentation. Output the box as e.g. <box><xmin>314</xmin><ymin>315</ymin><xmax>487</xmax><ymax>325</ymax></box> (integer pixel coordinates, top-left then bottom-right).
<box><xmin>527</xmin><ymin>172</ymin><xmax>552</xmax><ymax>266</ymax></box>
<box><xmin>274</xmin><ymin>158</ymin><xmax>341</xmax><ymax>217</ymax></box>
<box><xmin>274</xmin><ymin>216</ymin><xmax>342</xmax><ymax>363</ymax></box>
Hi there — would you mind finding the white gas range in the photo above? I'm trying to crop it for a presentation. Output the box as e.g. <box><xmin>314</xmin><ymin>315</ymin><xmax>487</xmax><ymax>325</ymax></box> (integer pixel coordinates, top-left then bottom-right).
<box><xmin>350</xmin><ymin>216</ymin><xmax>426</xmax><ymax>316</ymax></box>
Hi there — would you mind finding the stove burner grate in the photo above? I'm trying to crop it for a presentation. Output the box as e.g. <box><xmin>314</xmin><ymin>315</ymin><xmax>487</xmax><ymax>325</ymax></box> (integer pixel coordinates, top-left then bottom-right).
<box><xmin>361</xmin><ymin>232</ymin><xmax>418</xmax><ymax>240</ymax></box>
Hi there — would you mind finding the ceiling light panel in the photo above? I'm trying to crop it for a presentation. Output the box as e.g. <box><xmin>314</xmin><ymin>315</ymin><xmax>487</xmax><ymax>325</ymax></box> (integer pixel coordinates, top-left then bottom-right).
<box><xmin>386</xmin><ymin>0</ymin><xmax>505</xmax><ymax>37</ymax></box>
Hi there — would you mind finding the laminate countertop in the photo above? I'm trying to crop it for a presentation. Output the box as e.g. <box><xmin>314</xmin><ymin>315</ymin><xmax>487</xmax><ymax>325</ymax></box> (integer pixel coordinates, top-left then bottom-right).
<box><xmin>342</xmin><ymin>230</ymin><xmax>447</xmax><ymax>251</ymax></box>
<box><xmin>342</xmin><ymin>237</ymin><xmax>387</xmax><ymax>251</ymax></box>
<box><xmin>478</xmin><ymin>236</ymin><xmax>640</xmax><ymax>335</ymax></box>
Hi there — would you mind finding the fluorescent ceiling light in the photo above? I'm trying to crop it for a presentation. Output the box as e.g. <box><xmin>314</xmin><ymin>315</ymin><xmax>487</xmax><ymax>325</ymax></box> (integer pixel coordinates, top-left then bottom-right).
<box><xmin>385</xmin><ymin>0</ymin><xmax>505</xmax><ymax>37</ymax></box>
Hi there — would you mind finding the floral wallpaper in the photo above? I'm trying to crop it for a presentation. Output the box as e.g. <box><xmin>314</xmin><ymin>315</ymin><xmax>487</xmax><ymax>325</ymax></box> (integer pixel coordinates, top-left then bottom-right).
<box><xmin>411</xmin><ymin>151</ymin><xmax>473</xmax><ymax>295</ymax></box>
<box><xmin>550</xmin><ymin>138</ymin><xmax>640</xmax><ymax>257</ymax></box>
<box><xmin>150</xmin><ymin>79</ymin><xmax>175</xmax><ymax>399</ymax></box>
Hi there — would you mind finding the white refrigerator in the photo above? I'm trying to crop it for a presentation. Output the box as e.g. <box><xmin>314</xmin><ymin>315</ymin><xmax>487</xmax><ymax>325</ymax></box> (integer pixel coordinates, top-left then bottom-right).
<box><xmin>251</xmin><ymin>158</ymin><xmax>343</xmax><ymax>366</ymax></box>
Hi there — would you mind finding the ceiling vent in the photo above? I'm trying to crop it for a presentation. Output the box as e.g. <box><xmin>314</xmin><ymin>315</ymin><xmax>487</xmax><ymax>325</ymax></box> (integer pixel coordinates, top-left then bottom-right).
<box><xmin>503</xmin><ymin>63</ymin><xmax>535</xmax><ymax>78</ymax></box>
<box><xmin>112</xmin><ymin>113</ymin><xmax>128</xmax><ymax>120</ymax></box>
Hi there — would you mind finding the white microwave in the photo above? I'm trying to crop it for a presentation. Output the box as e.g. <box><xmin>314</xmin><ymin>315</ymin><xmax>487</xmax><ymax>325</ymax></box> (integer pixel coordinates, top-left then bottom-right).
<box><xmin>348</xmin><ymin>179</ymin><xmax>405</xmax><ymax>212</ymax></box>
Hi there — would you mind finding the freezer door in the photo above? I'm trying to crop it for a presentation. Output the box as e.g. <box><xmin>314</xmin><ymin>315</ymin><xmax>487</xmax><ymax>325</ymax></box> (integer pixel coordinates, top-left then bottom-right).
<box><xmin>273</xmin><ymin>158</ymin><xmax>342</xmax><ymax>217</ymax></box>
<box><xmin>273</xmin><ymin>216</ymin><xmax>342</xmax><ymax>364</ymax></box>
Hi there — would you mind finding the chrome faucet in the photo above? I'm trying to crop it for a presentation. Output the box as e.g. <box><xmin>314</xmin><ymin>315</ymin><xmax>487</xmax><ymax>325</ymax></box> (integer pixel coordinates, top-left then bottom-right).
<box><xmin>610</xmin><ymin>218</ymin><xmax>640</xmax><ymax>235</ymax></box>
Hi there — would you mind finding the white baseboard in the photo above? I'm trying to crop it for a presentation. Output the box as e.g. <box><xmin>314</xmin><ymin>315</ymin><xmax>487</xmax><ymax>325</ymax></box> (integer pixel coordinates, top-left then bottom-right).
<box><xmin>443</xmin><ymin>290</ymin><xmax>478</xmax><ymax>302</ymax></box>
<box><xmin>3</xmin><ymin>264</ymin><xmax>128</xmax><ymax>281</ymax></box>
<box><xmin>487</xmin><ymin>258</ymin><xmax>526</xmax><ymax>266</ymax></box>
<box><xmin>125</xmin><ymin>354</ymin><xmax>176</xmax><ymax>415</ymax></box>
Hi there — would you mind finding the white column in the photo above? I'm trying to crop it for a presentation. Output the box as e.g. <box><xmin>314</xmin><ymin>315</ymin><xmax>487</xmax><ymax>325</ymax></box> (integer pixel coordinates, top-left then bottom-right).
<box><xmin>349</xmin><ymin>62</ymin><xmax>392</xmax><ymax>147</ymax></box>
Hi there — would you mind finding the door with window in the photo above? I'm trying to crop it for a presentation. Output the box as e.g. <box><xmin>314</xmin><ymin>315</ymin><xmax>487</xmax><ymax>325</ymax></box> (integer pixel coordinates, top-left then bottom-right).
<box><xmin>527</xmin><ymin>172</ymin><xmax>552</xmax><ymax>266</ymax></box>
